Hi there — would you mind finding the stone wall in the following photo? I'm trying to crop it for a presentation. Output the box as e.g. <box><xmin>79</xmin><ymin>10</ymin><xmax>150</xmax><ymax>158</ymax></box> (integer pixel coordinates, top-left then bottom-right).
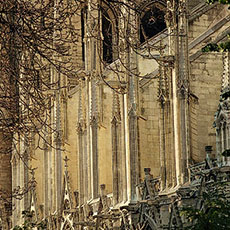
<box><xmin>190</xmin><ymin>52</ymin><xmax>223</xmax><ymax>162</ymax></box>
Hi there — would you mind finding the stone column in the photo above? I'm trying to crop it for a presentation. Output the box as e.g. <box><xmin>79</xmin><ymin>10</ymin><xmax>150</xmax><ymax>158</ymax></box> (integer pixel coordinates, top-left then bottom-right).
<box><xmin>220</xmin><ymin>123</ymin><xmax>225</xmax><ymax>165</ymax></box>
<box><xmin>11</xmin><ymin>137</ymin><xmax>18</xmax><ymax>227</ymax></box>
<box><xmin>86</xmin><ymin>0</ymin><xmax>100</xmax><ymax>200</ymax></box>
<box><xmin>178</xmin><ymin>0</ymin><xmax>190</xmax><ymax>184</ymax></box>
<box><xmin>89</xmin><ymin>78</ymin><xmax>99</xmax><ymax>199</ymax></box>
<box><xmin>159</xmin><ymin>103</ymin><xmax>166</xmax><ymax>190</ymax></box>
<box><xmin>90</xmin><ymin>116</ymin><xmax>98</xmax><ymax>199</ymax></box>
<box><xmin>225</xmin><ymin>123</ymin><xmax>230</xmax><ymax>165</ymax></box>
<box><xmin>111</xmin><ymin>92</ymin><xmax>122</xmax><ymax>205</ymax></box>
<box><xmin>83</xmin><ymin>129</ymin><xmax>88</xmax><ymax>202</ymax></box>
<box><xmin>120</xmin><ymin>1</ymin><xmax>140</xmax><ymax>203</ymax></box>
<box><xmin>166</xmin><ymin>0</ymin><xmax>181</xmax><ymax>186</ymax></box>
<box><xmin>127</xmin><ymin>53</ymin><xmax>139</xmax><ymax>203</ymax></box>
<box><xmin>52</xmin><ymin>71</ymin><xmax>63</xmax><ymax>212</ymax></box>
<box><xmin>216</xmin><ymin>127</ymin><xmax>221</xmax><ymax>166</ymax></box>
<box><xmin>167</xmin><ymin>0</ymin><xmax>190</xmax><ymax>185</ymax></box>
<box><xmin>77</xmin><ymin>124</ymin><xmax>84</xmax><ymax>204</ymax></box>
<box><xmin>127</xmin><ymin>104</ymin><xmax>139</xmax><ymax>202</ymax></box>
<box><xmin>205</xmin><ymin>146</ymin><xmax>213</xmax><ymax>168</ymax></box>
<box><xmin>121</xmin><ymin>94</ymin><xmax>128</xmax><ymax>202</ymax></box>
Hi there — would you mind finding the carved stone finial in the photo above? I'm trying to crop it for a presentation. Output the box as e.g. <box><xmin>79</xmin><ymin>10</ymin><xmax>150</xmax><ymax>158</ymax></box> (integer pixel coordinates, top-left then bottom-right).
<box><xmin>29</xmin><ymin>168</ymin><xmax>38</xmax><ymax>195</ymax></box>
<box><xmin>30</xmin><ymin>168</ymin><xmax>37</xmax><ymax>183</ymax></box>
<box><xmin>112</xmin><ymin>91</ymin><xmax>121</xmax><ymax>121</ymax></box>
<box><xmin>100</xmin><ymin>184</ymin><xmax>106</xmax><ymax>196</ymax></box>
<box><xmin>144</xmin><ymin>168</ymin><xmax>151</xmax><ymax>175</ymax></box>
<box><xmin>165</xmin><ymin>0</ymin><xmax>174</xmax><ymax>28</ymax></box>
<box><xmin>64</xmin><ymin>156</ymin><xmax>69</xmax><ymax>169</ymax></box>
<box><xmin>205</xmin><ymin>146</ymin><xmax>213</xmax><ymax>154</ymax></box>
<box><xmin>78</xmin><ymin>81</ymin><xmax>84</xmax><ymax>124</ymax></box>
<box><xmin>54</xmin><ymin>90</ymin><xmax>63</xmax><ymax>144</ymax></box>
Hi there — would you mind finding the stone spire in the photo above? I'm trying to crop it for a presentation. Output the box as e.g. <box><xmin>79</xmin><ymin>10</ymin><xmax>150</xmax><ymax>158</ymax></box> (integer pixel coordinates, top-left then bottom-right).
<box><xmin>62</xmin><ymin>156</ymin><xmax>73</xmax><ymax>210</ymax></box>
<box><xmin>78</xmin><ymin>81</ymin><xmax>84</xmax><ymax>124</ymax></box>
<box><xmin>53</xmin><ymin>73</ymin><xmax>63</xmax><ymax>211</ymax></box>
<box><xmin>60</xmin><ymin>156</ymin><xmax>74</xmax><ymax>229</ymax></box>
<box><xmin>77</xmin><ymin>81</ymin><xmax>85</xmax><ymax>134</ymax></box>
<box><xmin>30</xmin><ymin>168</ymin><xmax>38</xmax><ymax>221</ymax></box>
<box><xmin>158</xmin><ymin>44</ymin><xmax>169</xmax><ymax>108</ymax></box>
<box><xmin>112</xmin><ymin>91</ymin><xmax>121</xmax><ymax>120</ymax></box>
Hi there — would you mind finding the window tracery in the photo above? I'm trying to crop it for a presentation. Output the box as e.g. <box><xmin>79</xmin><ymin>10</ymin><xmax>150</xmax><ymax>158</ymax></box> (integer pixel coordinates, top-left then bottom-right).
<box><xmin>81</xmin><ymin>7</ymin><xmax>87</xmax><ymax>63</ymax></box>
<box><xmin>140</xmin><ymin>3</ymin><xmax>166</xmax><ymax>43</ymax></box>
<box><xmin>102</xmin><ymin>9</ymin><xmax>113</xmax><ymax>63</ymax></box>
<box><xmin>100</xmin><ymin>3</ymin><xmax>118</xmax><ymax>64</ymax></box>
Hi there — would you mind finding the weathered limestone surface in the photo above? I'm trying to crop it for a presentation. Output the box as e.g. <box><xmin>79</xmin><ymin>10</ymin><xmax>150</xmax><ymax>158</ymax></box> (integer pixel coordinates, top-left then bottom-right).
<box><xmin>190</xmin><ymin>53</ymin><xmax>223</xmax><ymax>162</ymax></box>
<box><xmin>2</xmin><ymin>0</ymin><xmax>230</xmax><ymax>229</ymax></box>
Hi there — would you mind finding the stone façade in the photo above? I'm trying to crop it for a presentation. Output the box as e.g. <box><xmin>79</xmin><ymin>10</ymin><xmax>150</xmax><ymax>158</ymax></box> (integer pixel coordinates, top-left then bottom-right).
<box><xmin>1</xmin><ymin>0</ymin><xmax>230</xmax><ymax>229</ymax></box>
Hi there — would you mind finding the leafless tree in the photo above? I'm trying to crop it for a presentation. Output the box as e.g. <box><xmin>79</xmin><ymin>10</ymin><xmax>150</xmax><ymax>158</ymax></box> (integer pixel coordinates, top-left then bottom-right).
<box><xmin>0</xmin><ymin>0</ymin><xmax>84</xmax><ymax>212</ymax></box>
<box><xmin>0</xmin><ymin>0</ymin><xmax>169</xmax><ymax>224</ymax></box>
<box><xmin>0</xmin><ymin>0</ymin><xmax>168</xmax><ymax>152</ymax></box>
<box><xmin>0</xmin><ymin>0</ymin><xmax>83</xmax><ymax>149</ymax></box>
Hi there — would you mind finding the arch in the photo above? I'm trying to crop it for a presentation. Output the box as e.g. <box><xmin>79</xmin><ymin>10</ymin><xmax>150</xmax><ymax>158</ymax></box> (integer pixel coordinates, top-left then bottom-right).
<box><xmin>102</xmin><ymin>9</ymin><xmax>113</xmax><ymax>63</ymax></box>
<box><xmin>100</xmin><ymin>3</ymin><xmax>118</xmax><ymax>64</ymax></box>
<box><xmin>81</xmin><ymin>6</ymin><xmax>87</xmax><ymax>63</ymax></box>
<box><xmin>139</xmin><ymin>1</ymin><xmax>167</xmax><ymax>43</ymax></box>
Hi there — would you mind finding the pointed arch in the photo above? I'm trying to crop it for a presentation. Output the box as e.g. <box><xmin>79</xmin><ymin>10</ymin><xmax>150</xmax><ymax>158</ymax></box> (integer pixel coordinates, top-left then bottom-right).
<box><xmin>100</xmin><ymin>2</ymin><xmax>118</xmax><ymax>63</ymax></box>
<box><xmin>81</xmin><ymin>4</ymin><xmax>88</xmax><ymax>64</ymax></box>
<box><xmin>139</xmin><ymin>1</ymin><xmax>167</xmax><ymax>43</ymax></box>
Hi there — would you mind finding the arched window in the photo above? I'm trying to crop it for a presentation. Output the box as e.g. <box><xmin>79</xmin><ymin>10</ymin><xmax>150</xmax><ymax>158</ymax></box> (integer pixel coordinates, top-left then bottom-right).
<box><xmin>81</xmin><ymin>7</ymin><xmax>87</xmax><ymax>63</ymax></box>
<box><xmin>102</xmin><ymin>9</ymin><xmax>113</xmax><ymax>63</ymax></box>
<box><xmin>140</xmin><ymin>3</ymin><xmax>166</xmax><ymax>43</ymax></box>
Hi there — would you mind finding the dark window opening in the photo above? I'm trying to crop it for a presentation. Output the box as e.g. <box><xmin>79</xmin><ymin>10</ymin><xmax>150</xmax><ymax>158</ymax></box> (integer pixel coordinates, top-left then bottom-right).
<box><xmin>102</xmin><ymin>10</ymin><xmax>113</xmax><ymax>63</ymax></box>
<box><xmin>140</xmin><ymin>5</ymin><xmax>166</xmax><ymax>43</ymax></box>
<box><xmin>81</xmin><ymin>8</ymin><xmax>86</xmax><ymax>62</ymax></box>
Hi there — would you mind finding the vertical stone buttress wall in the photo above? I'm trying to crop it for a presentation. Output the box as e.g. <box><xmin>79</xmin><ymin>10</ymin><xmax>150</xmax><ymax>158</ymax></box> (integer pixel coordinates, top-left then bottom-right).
<box><xmin>158</xmin><ymin>54</ymin><xmax>176</xmax><ymax>189</ymax></box>
<box><xmin>0</xmin><ymin>132</ymin><xmax>12</xmax><ymax>229</ymax></box>
<box><xmin>111</xmin><ymin>92</ymin><xmax>122</xmax><ymax>205</ymax></box>
<box><xmin>190</xmin><ymin>53</ymin><xmax>223</xmax><ymax>162</ymax></box>
<box><xmin>77</xmin><ymin>81</ymin><xmax>89</xmax><ymax>204</ymax></box>
<box><xmin>50</xmin><ymin>67</ymin><xmax>63</xmax><ymax>212</ymax></box>
<box><xmin>12</xmin><ymin>134</ymin><xmax>30</xmax><ymax>227</ymax></box>
<box><xmin>167</xmin><ymin>0</ymin><xmax>190</xmax><ymax>186</ymax></box>
<box><xmin>178</xmin><ymin>0</ymin><xmax>190</xmax><ymax>184</ymax></box>
<box><xmin>128</xmin><ymin>2</ymin><xmax>140</xmax><ymax>202</ymax></box>
<box><xmin>85</xmin><ymin>0</ymin><xmax>99</xmax><ymax>199</ymax></box>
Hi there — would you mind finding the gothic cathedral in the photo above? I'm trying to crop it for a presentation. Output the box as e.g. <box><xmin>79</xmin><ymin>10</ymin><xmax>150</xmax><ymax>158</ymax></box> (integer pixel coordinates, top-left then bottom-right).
<box><xmin>0</xmin><ymin>0</ymin><xmax>230</xmax><ymax>229</ymax></box>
